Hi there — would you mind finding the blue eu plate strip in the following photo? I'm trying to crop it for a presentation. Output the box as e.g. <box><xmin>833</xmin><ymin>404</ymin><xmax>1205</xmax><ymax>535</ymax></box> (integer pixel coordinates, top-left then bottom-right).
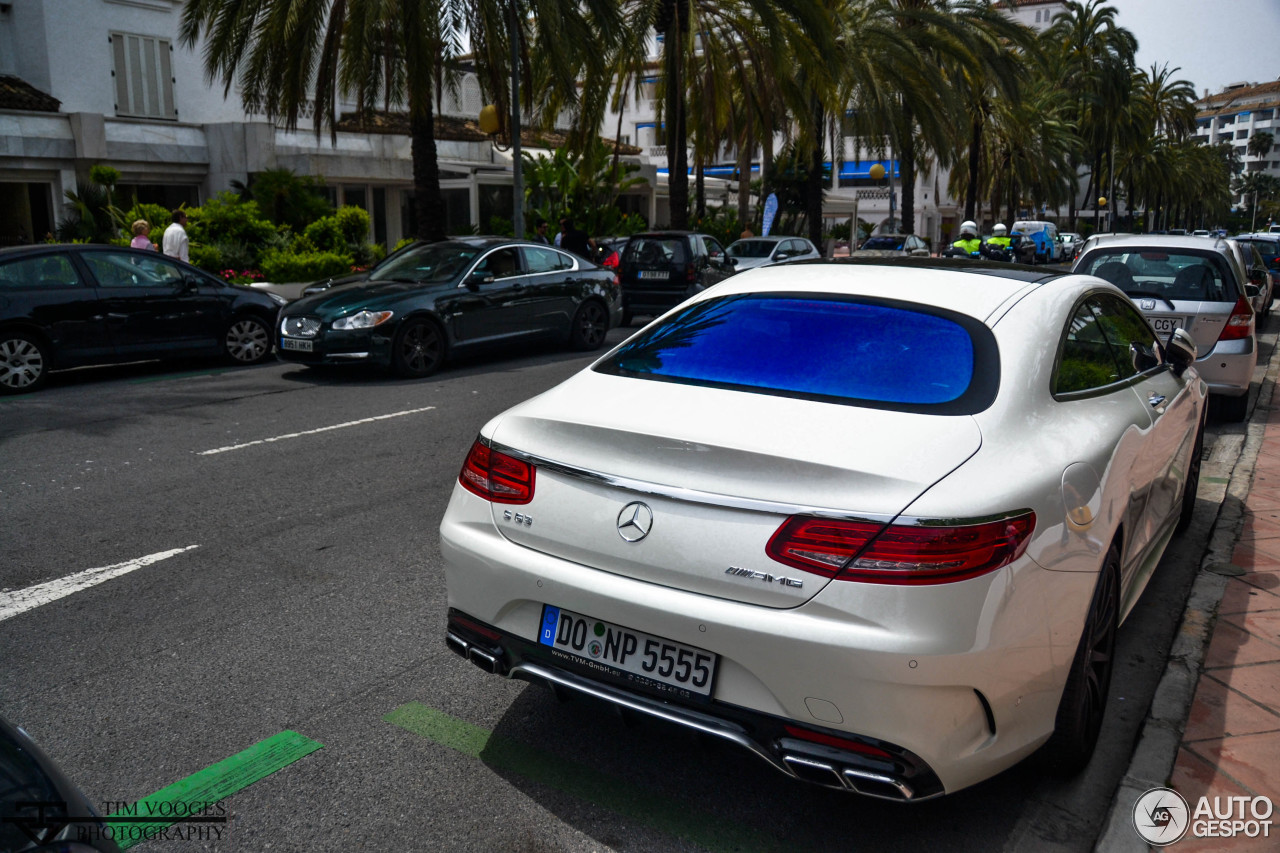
<box><xmin>539</xmin><ymin>605</ymin><xmax>560</xmax><ymax>646</ymax></box>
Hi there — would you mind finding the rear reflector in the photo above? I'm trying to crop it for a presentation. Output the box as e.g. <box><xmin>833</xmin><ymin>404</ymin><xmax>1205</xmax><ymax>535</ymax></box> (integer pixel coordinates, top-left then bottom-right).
<box><xmin>459</xmin><ymin>439</ymin><xmax>535</xmax><ymax>504</ymax></box>
<box><xmin>783</xmin><ymin>725</ymin><xmax>893</xmax><ymax>759</ymax></box>
<box><xmin>766</xmin><ymin>512</ymin><xmax>1035</xmax><ymax>585</ymax></box>
<box><xmin>1218</xmin><ymin>296</ymin><xmax>1254</xmax><ymax>342</ymax></box>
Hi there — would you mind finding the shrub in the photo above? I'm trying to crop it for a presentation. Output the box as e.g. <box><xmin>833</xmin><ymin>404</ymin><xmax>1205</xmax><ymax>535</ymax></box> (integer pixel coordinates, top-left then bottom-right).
<box><xmin>259</xmin><ymin>249</ymin><xmax>353</xmax><ymax>282</ymax></box>
<box><xmin>188</xmin><ymin>244</ymin><xmax>223</xmax><ymax>272</ymax></box>
<box><xmin>186</xmin><ymin>193</ymin><xmax>276</xmax><ymax>256</ymax></box>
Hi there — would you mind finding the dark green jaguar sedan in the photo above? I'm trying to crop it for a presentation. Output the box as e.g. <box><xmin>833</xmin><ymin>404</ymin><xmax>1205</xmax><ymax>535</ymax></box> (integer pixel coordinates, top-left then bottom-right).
<box><xmin>276</xmin><ymin>237</ymin><xmax>622</xmax><ymax>377</ymax></box>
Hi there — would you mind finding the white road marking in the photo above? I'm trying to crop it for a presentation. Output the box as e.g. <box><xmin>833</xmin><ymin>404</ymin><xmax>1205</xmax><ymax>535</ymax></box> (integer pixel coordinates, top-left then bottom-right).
<box><xmin>198</xmin><ymin>406</ymin><xmax>437</xmax><ymax>456</ymax></box>
<box><xmin>0</xmin><ymin>546</ymin><xmax>199</xmax><ymax>622</ymax></box>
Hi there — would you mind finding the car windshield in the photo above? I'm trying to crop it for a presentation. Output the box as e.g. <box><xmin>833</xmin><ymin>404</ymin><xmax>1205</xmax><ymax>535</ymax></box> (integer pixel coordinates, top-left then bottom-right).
<box><xmin>595</xmin><ymin>293</ymin><xmax>996</xmax><ymax>412</ymax></box>
<box><xmin>727</xmin><ymin>240</ymin><xmax>778</xmax><ymax>259</ymax></box>
<box><xmin>860</xmin><ymin>237</ymin><xmax>905</xmax><ymax>251</ymax></box>
<box><xmin>624</xmin><ymin>237</ymin><xmax>688</xmax><ymax>265</ymax></box>
<box><xmin>374</xmin><ymin>244</ymin><xmax>479</xmax><ymax>283</ymax></box>
<box><xmin>1080</xmin><ymin>250</ymin><xmax>1236</xmax><ymax>301</ymax></box>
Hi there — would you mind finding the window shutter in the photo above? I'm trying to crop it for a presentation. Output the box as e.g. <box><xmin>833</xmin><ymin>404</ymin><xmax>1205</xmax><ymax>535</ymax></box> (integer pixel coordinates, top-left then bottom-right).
<box><xmin>109</xmin><ymin>32</ymin><xmax>177</xmax><ymax>120</ymax></box>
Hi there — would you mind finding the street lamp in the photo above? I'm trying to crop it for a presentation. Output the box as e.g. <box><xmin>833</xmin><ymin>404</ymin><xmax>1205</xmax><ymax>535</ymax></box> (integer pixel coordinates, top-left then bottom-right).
<box><xmin>868</xmin><ymin>161</ymin><xmax>896</xmax><ymax>233</ymax></box>
<box><xmin>1098</xmin><ymin>196</ymin><xmax>1107</xmax><ymax>233</ymax></box>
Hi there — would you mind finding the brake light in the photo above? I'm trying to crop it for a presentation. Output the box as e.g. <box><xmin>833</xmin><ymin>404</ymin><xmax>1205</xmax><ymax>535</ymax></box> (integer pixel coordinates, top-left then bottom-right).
<box><xmin>458</xmin><ymin>439</ymin><xmax>535</xmax><ymax>504</ymax></box>
<box><xmin>603</xmin><ymin>251</ymin><xmax>620</xmax><ymax>269</ymax></box>
<box><xmin>1218</xmin><ymin>296</ymin><xmax>1254</xmax><ymax>341</ymax></box>
<box><xmin>686</xmin><ymin>263</ymin><xmax>697</xmax><ymax>282</ymax></box>
<box><xmin>766</xmin><ymin>512</ymin><xmax>1035</xmax><ymax>585</ymax></box>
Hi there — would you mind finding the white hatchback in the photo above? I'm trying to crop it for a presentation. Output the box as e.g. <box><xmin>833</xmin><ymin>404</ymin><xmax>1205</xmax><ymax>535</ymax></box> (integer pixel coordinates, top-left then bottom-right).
<box><xmin>439</xmin><ymin>262</ymin><xmax>1207</xmax><ymax>800</ymax></box>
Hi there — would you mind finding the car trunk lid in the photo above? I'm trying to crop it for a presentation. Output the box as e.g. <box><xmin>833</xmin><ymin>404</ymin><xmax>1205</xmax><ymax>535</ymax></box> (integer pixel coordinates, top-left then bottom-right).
<box><xmin>486</xmin><ymin>372</ymin><xmax>983</xmax><ymax>607</ymax></box>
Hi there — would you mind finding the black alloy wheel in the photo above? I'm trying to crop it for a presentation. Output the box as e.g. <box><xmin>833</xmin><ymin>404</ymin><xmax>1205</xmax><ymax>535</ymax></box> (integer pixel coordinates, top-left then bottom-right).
<box><xmin>1176</xmin><ymin>419</ymin><xmax>1205</xmax><ymax>533</ymax></box>
<box><xmin>1040</xmin><ymin>544</ymin><xmax>1120</xmax><ymax>775</ymax></box>
<box><xmin>391</xmin><ymin>318</ymin><xmax>444</xmax><ymax>378</ymax></box>
<box><xmin>570</xmin><ymin>301</ymin><xmax>608</xmax><ymax>351</ymax></box>
<box><xmin>224</xmin><ymin>315</ymin><xmax>273</xmax><ymax>365</ymax></box>
<box><xmin>0</xmin><ymin>331</ymin><xmax>49</xmax><ymax>395</ymax></box>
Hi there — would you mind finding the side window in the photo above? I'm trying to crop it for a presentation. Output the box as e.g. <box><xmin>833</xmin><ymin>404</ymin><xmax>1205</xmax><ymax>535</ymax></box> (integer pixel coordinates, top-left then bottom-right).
<box><xmin>473</xmin><ymin>247</ymin><xmax>523</xmax><ymax>279</ymax></box>
<box><xmin>705</xmin><ymin>238</ymin><xmax>726</xmax><ymax>259</ymax></box>
<box><xmin>1091</xmin><ymin>294</ymin><xmax>1162</xmax><ymax>377</ymax></box>
<box><xmin>0</xmin><ymin>254</ymin><xmax>81</xmax><ymax>290</ymax></box>
<box><xmin>1055</xmin><ymin>300</ymin><xmax>1127</xmax><ymax>395</ymax></box>
<box><xmin>524</xmin><ymin>246</ymin><xmax>574</xmax><ymax>274</ymax></box>
<box><xmin>84</xmin><ymin>252</ymin><xmax>186</xmax><ymax>288</ymax></box>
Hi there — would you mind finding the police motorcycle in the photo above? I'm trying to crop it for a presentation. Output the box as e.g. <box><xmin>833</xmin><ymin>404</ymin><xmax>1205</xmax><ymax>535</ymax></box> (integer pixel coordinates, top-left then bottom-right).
<box><xmin>941</xmin><ymin>220</ymin><xmax>984</xmax><ymax>259</ymax></box>
<box><xmin>980</xmin><ymin>223</ymin><xmax>1015</xmax><ymax>262</ymax></box>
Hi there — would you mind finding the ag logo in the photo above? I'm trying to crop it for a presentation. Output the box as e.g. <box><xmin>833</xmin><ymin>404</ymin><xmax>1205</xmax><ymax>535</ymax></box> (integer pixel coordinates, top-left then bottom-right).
<box><xmin>1133</xmin><ymin>787</ymin><xmax>1190</xmax><ymax>846</ymax></box>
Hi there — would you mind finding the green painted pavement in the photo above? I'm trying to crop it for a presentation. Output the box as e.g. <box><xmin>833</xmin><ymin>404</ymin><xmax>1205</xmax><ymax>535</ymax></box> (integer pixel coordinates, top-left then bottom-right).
<box><xmin>384</xmin><ymin>701</ymin><xmax>781</xmax><ymax>853</ymax></box>
<box><xmin>106</xmin><ymin>730</ymin><xmax>323</xmax><ymax>849</ymax></box>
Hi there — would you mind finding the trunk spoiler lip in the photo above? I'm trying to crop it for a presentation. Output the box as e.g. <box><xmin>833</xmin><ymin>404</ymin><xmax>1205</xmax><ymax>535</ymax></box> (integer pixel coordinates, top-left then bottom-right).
<box><xmin>482</xmin><ymin>437</ymin><xmax>1024</xmax><ymax>530</ymax></box>
<box><xmin>483</xmin><ymin>436</ymin><xmax>892</xmax><ymax>522</ymax></box>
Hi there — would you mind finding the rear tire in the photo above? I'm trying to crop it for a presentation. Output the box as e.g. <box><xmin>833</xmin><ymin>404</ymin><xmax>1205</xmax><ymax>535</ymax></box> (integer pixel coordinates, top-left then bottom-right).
<box><xmin>569</xmin><ymin>301</ymin><xmax>608</xmax><ymax>351</ymax></box>
<box><xmin>1039</xmin><ymin>544</ymin><xmax>1120</xmax><ymax>775</ymax></box>
<box><xmin>1218</xmin><ymin>392</ymin><xmax>1248</xmax><ymax>423</ymax></box>
<box><xmin>391</xmin><ymin>318</ymin><xmax>444</xmax><ymax>378</ymax></box>
<box><xmin>0</xmin><ymin>331</ymin><xmax>49</xmax><ymax>395</ymax></box>
<box><xmin>224</xmin><ymin>315</ymin><xmax>273</xmax><ymax>365</ymax></box>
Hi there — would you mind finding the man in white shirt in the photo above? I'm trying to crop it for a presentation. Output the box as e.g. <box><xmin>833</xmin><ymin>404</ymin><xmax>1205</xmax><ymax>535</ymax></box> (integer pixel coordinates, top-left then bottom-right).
<box><xmin>162</xmin><ymin>209</ymin><xmax>189</xmax><ymax>262</ymax></box>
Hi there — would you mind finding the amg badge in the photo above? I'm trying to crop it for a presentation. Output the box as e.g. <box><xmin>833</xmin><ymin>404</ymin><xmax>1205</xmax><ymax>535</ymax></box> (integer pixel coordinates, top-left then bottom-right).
<box><xmin>725</xmin><ymin>566</ymin><xmax>803</xmax><ymax>588</ymax></box>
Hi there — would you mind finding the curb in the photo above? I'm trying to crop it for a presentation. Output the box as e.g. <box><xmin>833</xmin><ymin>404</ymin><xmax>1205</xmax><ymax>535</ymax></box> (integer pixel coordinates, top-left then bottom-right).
<box><xmin>1094</xmin><ymin>341</ymin><xmax>1280</xmax><ymax>852</ymax></box>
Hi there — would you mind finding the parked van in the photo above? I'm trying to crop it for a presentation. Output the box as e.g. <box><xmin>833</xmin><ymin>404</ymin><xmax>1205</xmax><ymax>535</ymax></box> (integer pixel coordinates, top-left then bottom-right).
<box><xmin>1011</xmin><ymin>220</ymin><xmax>1060</xmax><ymax>263</ymax></box>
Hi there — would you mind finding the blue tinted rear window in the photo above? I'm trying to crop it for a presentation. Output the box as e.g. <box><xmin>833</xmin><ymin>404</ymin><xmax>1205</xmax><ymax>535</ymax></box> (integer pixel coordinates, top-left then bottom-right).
<box><xmin>595</xmin><ymin>294</ymin><xmax>996</xmax><ymax>411</ymax></box>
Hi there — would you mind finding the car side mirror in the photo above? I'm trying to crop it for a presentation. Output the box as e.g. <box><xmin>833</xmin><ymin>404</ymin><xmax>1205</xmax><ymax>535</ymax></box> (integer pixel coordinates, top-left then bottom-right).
<box><xmin>1245</xmin><ymin>283</ymin><xmax>1261</xmax><ymax>299</ymax></box>
<box><xmin>466</xmin><ymin>270</ymin><xmax>493</xmax><ymax>290</ymax></box>
<box><xmin>727</xmin><ymin>256</ymin><xmax>738</xmax><ymax>268</ymax></box>
<box><xmin>774</xmin><ymin>251</ymin><xmax>790</xmax><ymax>261</ymax></box>
<box><xmin>182</xmin><ymin>274</ymin><xmax>202</xmax><ymax>291</ymax></box>
<box><xmin>1165</xmin><ymin>327</ymin><xmax>1197</xmax><ymax>377</ymax></box>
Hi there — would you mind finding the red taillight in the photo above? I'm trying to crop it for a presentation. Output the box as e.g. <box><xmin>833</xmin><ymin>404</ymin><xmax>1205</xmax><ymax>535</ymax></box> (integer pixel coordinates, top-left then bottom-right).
<box><xmin>766</xmin><ymin>512</ymin><xmax>1035</xmax><ymax>585</ymax></box>
<box><xmin>603</xmin><ymin>251</ymin><xmax>620</xmax><ymax>269</ymax></box>
<box><xmin>458</xmin><ymin>439</ymin><xmax>535</xmax><ymax>504</ymax></box>
<box><xmin>1218</xmin><ymin>296</ymin><xmax>1255</xmax><ymax>342</ymax></box>
<box><xmin>686</xmin><ymin>263</ymin><xmax>697</xmax><ymax>282</ymax></box>
<box><xmin>782</xmin><ymin>725</ymin><xmax>892</xmax><ymax>759</ymax></box>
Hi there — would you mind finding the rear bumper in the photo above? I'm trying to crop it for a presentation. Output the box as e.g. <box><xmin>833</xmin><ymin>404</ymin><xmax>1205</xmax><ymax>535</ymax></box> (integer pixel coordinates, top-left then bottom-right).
<box><xmin>1196</xmin><ymin>335</ymin><xmax>1256</xmax><ymax>395</ymax></box>
<box><xmin>440</xmin><ymin>486</ymin><xmax>1087</xmax><ymax>796</ymax></box>
<box><xmin>446</xmin><ymin>610</ymin><xmax>944</xmax><ymax>801</ymax></box>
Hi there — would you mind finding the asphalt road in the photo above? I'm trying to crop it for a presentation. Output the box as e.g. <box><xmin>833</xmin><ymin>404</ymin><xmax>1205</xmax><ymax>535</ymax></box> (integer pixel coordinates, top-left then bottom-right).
<box><xmin>0</xmin><ymin>315</ymin><xmax>1272</xmax><ymax>853</ymax></box>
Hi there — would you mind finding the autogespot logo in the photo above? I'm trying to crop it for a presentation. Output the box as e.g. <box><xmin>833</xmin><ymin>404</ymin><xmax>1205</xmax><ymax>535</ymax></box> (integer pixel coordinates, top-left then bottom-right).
<box><xmin>1133</xmin><ymin>787</ymin><xmax>1190</xmax><ymax>846</ymax></box>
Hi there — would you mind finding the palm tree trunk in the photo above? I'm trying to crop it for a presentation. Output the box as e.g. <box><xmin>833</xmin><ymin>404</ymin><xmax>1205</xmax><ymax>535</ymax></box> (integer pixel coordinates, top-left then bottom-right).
<box><xmin>965</xmin><ymin>117</ymin><xmax>982</xmax><ymax>221</ymax></box>
<box><xmin>410</xmin><ymin>103</ymin><xmax>446</xmax><ymax>241</ymax></box>
<box><xmin>899</xmin><ymin>103</ymin><xmax>915</xmax><ymax>235</ymax></box>
<box><xmin>807</xmin><ymin>99</ymin><xmax>825</xmax><ymax>245</ymax></box>
<box><xmin>736</xmin><ymin>119</ymin><xmax>752</xmax><ymax>226</ymax></box>
<box><xmin>663</xmin><ymin>3</ymin><xmax>690</xmax><ymax>230</ymax></box>
<box><xmin>695</xmin><ymin>156</ymin><xmax>706</xmax><ymax>221</ymax></box>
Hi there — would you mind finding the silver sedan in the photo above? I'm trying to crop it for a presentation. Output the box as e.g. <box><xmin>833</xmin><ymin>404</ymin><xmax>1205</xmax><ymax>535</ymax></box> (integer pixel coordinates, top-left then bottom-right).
<box><xmin>439</xmin><ymin>262</ymin><xmax>1207</xmax><ymax>800</ymax></box>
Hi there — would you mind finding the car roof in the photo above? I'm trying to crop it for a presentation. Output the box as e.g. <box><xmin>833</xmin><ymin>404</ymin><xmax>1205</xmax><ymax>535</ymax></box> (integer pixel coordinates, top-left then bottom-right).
<box><xmin>707</xmin><ymin>259</ymin><xmax>1060</xmax><ymax>322</ymax></box>
<box><xmin>1080</xmin><ymin>233</ymin><xmax>1236</xmax><ymax>255</ymax></box>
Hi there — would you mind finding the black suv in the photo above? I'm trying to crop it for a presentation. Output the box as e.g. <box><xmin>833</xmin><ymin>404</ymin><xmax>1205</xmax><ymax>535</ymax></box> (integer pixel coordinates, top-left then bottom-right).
<box><xmin>617</xmin><ymin>231</ymin><xmax>736</xmax><ymax>325</ymax></box>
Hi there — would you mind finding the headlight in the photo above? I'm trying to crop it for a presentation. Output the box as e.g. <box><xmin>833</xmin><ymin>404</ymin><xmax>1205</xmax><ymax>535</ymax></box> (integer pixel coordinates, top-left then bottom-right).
<box><xmin>332</xmin><ymin>310</ymin><xmax>394</xmax><ymax>330</ymax></box>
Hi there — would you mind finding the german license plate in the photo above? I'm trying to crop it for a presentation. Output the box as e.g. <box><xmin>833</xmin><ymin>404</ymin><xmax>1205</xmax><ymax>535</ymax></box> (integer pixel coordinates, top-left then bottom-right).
<box><xmin>1147</xmin><ymin>316</ymin><xmax>1184</xmax><ymax>335</ymax></box>
<box><xmin>638</xmin><ymin>270</ymin><xmax>669</xmax><ymax>280</ymax></box>
<box><xmin>280</xmin><ymin>338</ymin><xmax>313</xmax><ymax>352</ymax></box>
<box><xmin>539</xmin><ymin>605</ymin><xmax>716</xmax><ymax>697</ymax></box>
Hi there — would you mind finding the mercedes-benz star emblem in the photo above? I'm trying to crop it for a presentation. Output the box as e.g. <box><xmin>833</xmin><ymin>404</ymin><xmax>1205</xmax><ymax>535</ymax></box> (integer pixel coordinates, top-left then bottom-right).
<box><xmin>617</xmin><ymin>502</ymin><xmax>653</xmax><ymax>542</ymax></box>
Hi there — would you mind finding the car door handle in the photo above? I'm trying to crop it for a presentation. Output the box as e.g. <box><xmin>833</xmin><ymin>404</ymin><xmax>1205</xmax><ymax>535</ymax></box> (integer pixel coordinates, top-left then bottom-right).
<box><xmin>1149</xmin><ymin>394</ymin><xmax>1166</xmax><ymax>407</ymax></box>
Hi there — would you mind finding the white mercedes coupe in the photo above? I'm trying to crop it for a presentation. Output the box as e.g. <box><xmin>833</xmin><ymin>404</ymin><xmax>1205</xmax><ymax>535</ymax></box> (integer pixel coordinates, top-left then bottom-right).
<box><xmin>439</xmin><ymin>260</ymin><xmax>1207</xmax><ymax>801</ymax></box>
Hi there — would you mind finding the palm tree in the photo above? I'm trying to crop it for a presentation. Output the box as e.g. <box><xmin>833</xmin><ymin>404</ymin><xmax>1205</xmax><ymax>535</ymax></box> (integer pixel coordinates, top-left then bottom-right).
<box><xmin>180</xmin><ymin>0</ymin><xmax>616</xmax><ymax>241</ymax></box>
<box><xmin>1248</xmin><ymin>131</ymin><xmax>1275</xmax><ymax>161</ymax></box>
<box><xmin>1046</xmin><ymin>1</ymin><xmax>1137</xmax><ymax>231</ymax></box>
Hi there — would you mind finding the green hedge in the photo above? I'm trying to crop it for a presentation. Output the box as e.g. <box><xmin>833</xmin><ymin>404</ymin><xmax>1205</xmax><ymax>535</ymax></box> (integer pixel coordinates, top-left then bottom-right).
<box><xmin>259</xmin><ymin>249</ymin><xmax>353</xmax><ymax>282</ymax></box>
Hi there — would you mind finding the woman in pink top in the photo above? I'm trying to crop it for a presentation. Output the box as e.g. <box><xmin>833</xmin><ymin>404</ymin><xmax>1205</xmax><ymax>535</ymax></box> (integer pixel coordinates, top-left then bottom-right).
<box><xmin>130</xmin><ymin>220</ymin><xmax>156</xmax><ymax>250</ymax></box>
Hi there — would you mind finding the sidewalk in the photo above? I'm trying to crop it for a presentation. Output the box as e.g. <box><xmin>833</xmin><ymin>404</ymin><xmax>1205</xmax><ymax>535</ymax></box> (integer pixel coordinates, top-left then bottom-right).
<box><xmin>1168</xmin><ymin>409</ymin><xmax>1280</xmax><ymax>852</ymax></box>
<box><xmin>1097</xmin><ymin>351</ymin><xmax>1280</xmax><ymax>851</ymax></box>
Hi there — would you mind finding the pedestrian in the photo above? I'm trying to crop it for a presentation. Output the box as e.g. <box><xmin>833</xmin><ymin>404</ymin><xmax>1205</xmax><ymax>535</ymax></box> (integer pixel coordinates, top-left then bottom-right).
<box><xmin>162</xmin><ymin>209</ymin><xmax>189</xmax><ymax>262</ymax></box>
<box><xmin>559</xmin><ymin>216</ymin><xmax>595</xmax><ymax>260</ymax></box>
<box><xmin>130</xmin><ymin>219</ymin><xmax>156</xmax><ymax>251</ymax></box>
<box><xmin>555</xmin><ymin>218</ymin><xmax>566</xmax><ymax>248</ymax></box>
<box><xmin>532</xmin><ymin>218</ymin><xmax>551</xmax><ymax>245</ymax></box>
<box><xmin>740</xmin><ymin>227</ymin><xmax>754</xmax><ymax>239</ymax></box>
